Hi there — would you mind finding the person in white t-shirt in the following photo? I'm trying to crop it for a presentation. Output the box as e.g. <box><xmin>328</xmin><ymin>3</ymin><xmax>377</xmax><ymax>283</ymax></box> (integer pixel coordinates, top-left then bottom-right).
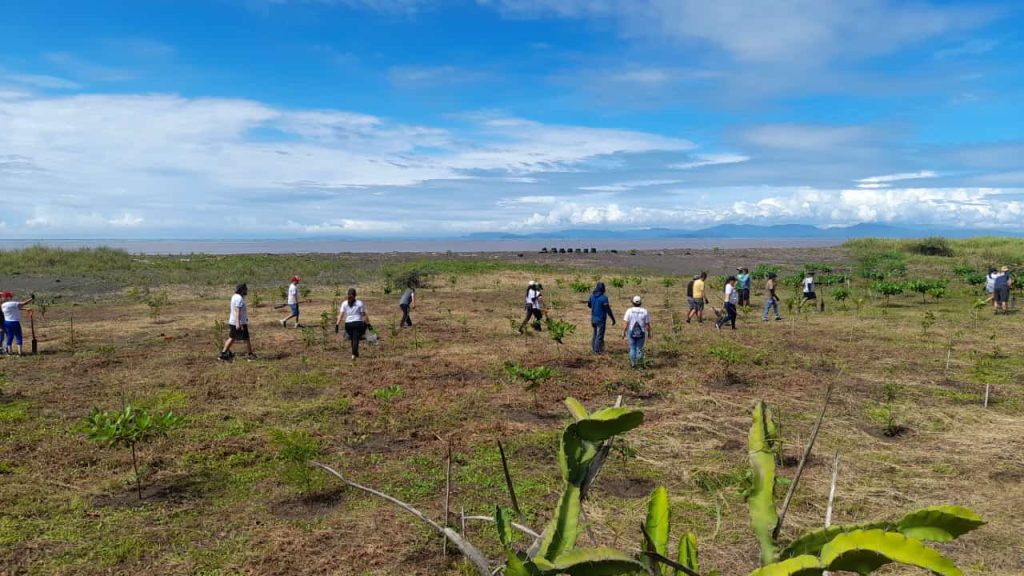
<box><xmin>1</xmin><ymin>291</ymin><xmax>34</xmax><ymax>355</ymax></box>
<box><xmin>220</xmin><ymin>283</ymin><xmax>255</xmax><ymax>361</ymax></box>
<box><xmin>280</xmin><ymin>276</ymin><xmax>302</xmax><ymax>328</ymax></box>
<box><xmin>336</xmin><ymin>288</ymin><xmax>370</xmax><ymax>360</ymax></box>
<box><xmin>518</xmin><ymin>280</ymin><xmax>544</xmax><ymax>333</ymax></box>
<box><xmin>716</xmin><ymin>276</ymin><xmax>739</xmax><ymax>330</ymax></box>
<box><xmin>621</xmin><ymin>295</ymin><xmax>652</xmax><ymax>369</ymax></box>
<box><xmin>802</xmin><ymin>271</ymin><xmax>816</xmax><ymax>302</ymax></box>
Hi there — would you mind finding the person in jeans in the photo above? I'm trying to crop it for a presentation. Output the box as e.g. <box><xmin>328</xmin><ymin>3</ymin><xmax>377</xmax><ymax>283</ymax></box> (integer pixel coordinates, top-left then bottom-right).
<box><xmin>518</xmin><ymin>280</ymin><xmax>544</xmax><ymax>332</ymax></box>
<box><xmin>622</xmin><ymin>295</ymin><xmax>651</xmax><ymax>368</ymax></box>
<box><xmin>587</xmin><ymin>282</ymin><xmax>615</xmax><ymax>353</ymax></box>
<box><xmin>220</xmin><ymin>283</ymin><xmax>255</xmax><ymax>361</ymax></box>
<box><xmin>716</xmin><ymin>276</ymin><xmax>739</xmax><ymax>330</ymax></box>
<box><xmin>762</xmin><ymin>272</ymin><xmax>783</xmax><ymax>321</ymax></box>
<box><xmin>399</xmin><ymin>284</ymin><xmax>416</xmax><ymax>327</ymax></box>
<box><xmin>336</xmin><ymin>288</ymin><xmax>369</xmax><ymax>360</ymax></box>
<box><xmin>280</xmin><ymin>275</ymin><xmax>302</xmax><ymax>328</ymax></box>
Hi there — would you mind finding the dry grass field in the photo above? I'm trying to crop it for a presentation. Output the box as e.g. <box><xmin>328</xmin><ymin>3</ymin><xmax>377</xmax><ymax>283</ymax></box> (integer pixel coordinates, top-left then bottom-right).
<box><xmin>1</xmin><ymin>240</ymin><xmax>1023</xmax><ymax>575</ymax></box>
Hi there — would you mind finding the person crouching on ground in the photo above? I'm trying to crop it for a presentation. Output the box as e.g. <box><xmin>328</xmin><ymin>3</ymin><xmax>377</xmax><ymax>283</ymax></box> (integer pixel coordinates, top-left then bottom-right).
<box><xmin>221</xmin><ymin>284</ymin><xmax>255</xmax><ymax>361</ymax></box>
<box><xmin>518</xmin><ymin>280</ymin><xmax>544</xmax><ymax>332</ymax></box>
<box><xmin>337</xmin><ymin>288</ymin><xmax>369</xmax><ymax>360</ymax></box>
<box><xmin>587</xmin><ymin>282</ymin><xmax>615</xmax><ymax>353</ymax></box>
<box><xmin>1</xmin><ymin>292</ymin><xmax>34</xmax><ymax>355</ymax></box>
<box><xmin>622</xmin><ymin>296</ymin><xmax>651</xmax><ymax>369</ymax></box>
<box><xmin>280</xmin><ymin>276</ymin><xmax>302</xmax><ymax>328</ymax></box>
<box><xmin>399</xmin><ymin>284</ymin><xmax>416</xmax><ymax>327</ymax></box>
<box><xmin>716</xmin><ymin>276</ymin><xmax>739</xmax><ymax>330</ymax></box>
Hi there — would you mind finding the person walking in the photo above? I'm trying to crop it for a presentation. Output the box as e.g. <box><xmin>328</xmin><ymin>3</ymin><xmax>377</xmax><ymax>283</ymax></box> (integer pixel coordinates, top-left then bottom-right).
<box><xmin>1</xmin><ymin>292</ymin><xmax>34</xmax><ymax>355</ymax></box>
<box><xmin>399</xmin><ymin>284</ymin><xmax>416</xmax><ymax>327</ymax></box>
<box><xmin>622</xmin><ymin>296</ymin><xmax>651</xmax><ymax>368</ymax></box>
<box><xmin>518</xmin><ymin>280</ymin><xmax>544</xmax><ymax>332</ymax></box>
<box><xmin>685</xmin><ymin>274</ymin><xmax>698</xmax><ymax>323</ymax></box>
<box><xmin>716</xmin><ymin>276</ymin><xmax>739</xmax><ymax>330</ymax></box>
<box><xmin>336</xmin><ymin>288</ymin><xmax>369</xmax><ymax>359</ymax></box>
<box><xmin>220</xmin><ymin>284</ymin><xmax>255</xmax><ymax>361</ymax></box>
<box><xmin>737</xmin><ymin>268</ymin><xmax>752</xmax><ymax>307</ymax></box>
<box><xmin>994</xmin><ymin>266</ymin><xmax>1012</xmax><ymax>314</ymax></box>
<box><xmin>280</xmin><ymin>276</ymin><xmax>302</xmax><ymax>328</ymax></box>
<box><xmin>587</xmin><ymin>282</ymin><xmax>615</xmax><ymax>353</ymax></box>
<box><xmin>985</xmin><ymin>267</ymin><xmax>998</xmax><ymax>304</ymax></box>
<box><xmin>762</xmin><ymin>272</ymin><xmax>783</xmax><ymax>321</ymax></box>
<box><xmin>802</xmin><ymin>271</ymin><xmax>817</xmax><ymax>303</ymax></box>
<box><xmin>687</xmin><ymin>272</ymin><xmax>708</xmax><ymax>323</ymax></box>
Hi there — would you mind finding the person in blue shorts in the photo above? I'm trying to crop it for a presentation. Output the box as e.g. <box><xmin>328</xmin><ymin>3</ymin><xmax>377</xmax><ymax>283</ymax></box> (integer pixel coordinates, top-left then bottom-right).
<box><xmin>1</xmin><ymin>291</ymin><xmax>35</xmax><ymax>355</ymax></box>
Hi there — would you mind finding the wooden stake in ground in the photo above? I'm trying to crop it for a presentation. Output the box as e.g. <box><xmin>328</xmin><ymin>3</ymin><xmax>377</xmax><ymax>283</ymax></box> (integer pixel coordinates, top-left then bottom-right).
<box><xmin>442</xmin><ymin>437</ymin><xmax>452</xmax><ymax>559</ymax></box>
<box><xmin>774</xmin><ymin>382</ymin><xmax>834</xmax><ymax>540</ymax></box>
<box><xmin>823</xmin><ymin>451</ymin><xmax>840</xmax><ymax>576</ymax></box>
<box><xmin>984</xmin><ymin>383</ymin><xmax>991</xmax><ymax>408</ymax></box>
<box><xmin>29</xmin><ymin>309</ymin><xmax>37</xmax><ymax>355</ymax></box>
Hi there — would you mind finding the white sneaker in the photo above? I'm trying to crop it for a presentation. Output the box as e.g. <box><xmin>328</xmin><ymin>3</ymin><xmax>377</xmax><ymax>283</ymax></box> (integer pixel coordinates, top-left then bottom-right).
<box><xmin>279</xmin><ymin>319</ymin><xmax>286</xmax><ymax>327</ymax></box>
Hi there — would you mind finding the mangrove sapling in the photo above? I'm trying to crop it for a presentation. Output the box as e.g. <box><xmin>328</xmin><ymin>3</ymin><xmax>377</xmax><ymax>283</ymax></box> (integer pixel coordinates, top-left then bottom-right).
<box><xmin>269</xmin><ymin>429</ymin><xmax>324</xmax><ymax>495</ymax></box>
<box><xmin>503</xmin><ymin>361</ymin><xmax>554</xmax><ymax>408</ymax></box>
<box><xmin>545</xmin><ymin>317</ymin><xmax>576</xmax><ymax>350</ymax></box>
<box><xmin>372</xmin><ymin>384</ymin><xmax>403</xmax><ymax>434</ymax></box>
<box><xmin>83</xmin><ymin>406</ymin><xmax>183</xmax><ymax>499</ymax></box>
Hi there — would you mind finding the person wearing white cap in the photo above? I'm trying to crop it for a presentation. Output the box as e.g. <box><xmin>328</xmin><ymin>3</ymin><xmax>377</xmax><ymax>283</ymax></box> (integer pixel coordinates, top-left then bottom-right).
<box><xmin>993</xmin><ymin>265</ymin><xmax>1012</xmax><ymax>314</ymax></box>
<box><xmin>622</xmin><ymin>295</ymin><xmax>651</xmax><ymax>368</ymax></box>
<box><xmin>518</xmin><ymin>280</ymin><xmax>544</xmax><ymax>333</ymax></box>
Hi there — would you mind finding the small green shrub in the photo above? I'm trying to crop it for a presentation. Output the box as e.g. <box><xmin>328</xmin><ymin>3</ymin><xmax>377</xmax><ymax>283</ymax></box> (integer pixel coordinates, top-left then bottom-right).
<box><xmin>545</xmin><ymin>317</ymin><xmax>576</xmax><ymax>345</ymax></box>
<box><xmin>569</xmin><ymin>280</ymin><xmax>591</xmax><ymax>293</ymax></box>
<box><xmin>610</xmin><ymin>278</ymin><xmax>626</xmax><ymax>289</ymax></box>
<box><xmin>83</xmin><ymin>406</ymin><xmax>183</xmax><ymax>499</ymax></box>
<box><xmin>909</xmin><ymin>236</ymin><xmax>954</xmax><ymax>257</ymax></box>
<box><xmin>269</xmin><ymin>429</ymin><xmax>324</xmax><ymax>494</ymax></box>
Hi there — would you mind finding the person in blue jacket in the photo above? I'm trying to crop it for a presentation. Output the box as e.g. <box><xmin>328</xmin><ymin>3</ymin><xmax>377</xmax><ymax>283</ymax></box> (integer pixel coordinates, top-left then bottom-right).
<box><xmin>587</xmin><ymin>282</ymin><xmax>616</xmax><ymax>353</ymax></box>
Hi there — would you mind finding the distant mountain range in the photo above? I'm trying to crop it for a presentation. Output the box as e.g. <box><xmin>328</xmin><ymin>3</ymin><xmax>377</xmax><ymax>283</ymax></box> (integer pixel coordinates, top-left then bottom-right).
<box><xmin>464</xmin><ymin>223</ymin><xmax>1021</xmax><ymax>241</ymax></box>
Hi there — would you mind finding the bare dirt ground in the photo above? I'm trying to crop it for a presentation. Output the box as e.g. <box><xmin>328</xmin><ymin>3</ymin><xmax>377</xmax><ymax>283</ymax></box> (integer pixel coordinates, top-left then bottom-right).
<box><xmin>1</xmin><ymin>247</ymin><xmax>1022</xmax><ymax>575</ymax></box>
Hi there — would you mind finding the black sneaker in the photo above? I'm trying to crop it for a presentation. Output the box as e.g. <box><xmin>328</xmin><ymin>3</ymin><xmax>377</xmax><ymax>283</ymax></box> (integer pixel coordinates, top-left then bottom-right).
<box><xmin>218</xmin><ymin>351</ymin><xmax>232</xmax><ymax>361</ymax></box>
<box><xmin>246</xmin><ymin>353</ymin><xmax>258</xmax><ymax>361</ymax></box>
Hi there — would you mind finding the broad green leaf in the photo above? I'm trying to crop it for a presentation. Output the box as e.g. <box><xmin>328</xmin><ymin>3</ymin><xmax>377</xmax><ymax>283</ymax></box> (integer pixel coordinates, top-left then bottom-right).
<box><xmin>644</xmin><ymin>486</ymin><xmax>670</xmax><ymax>574</ymax></box>
<box><xmin>820</xmin><ymin>529</ymin><xmax>963</xmax><ymax>576</ymax></box>
<box><xmin>506</xmin><ymin>551</ymin><xmax>539</xmax><ymax>576</ymax></box>
<box><xmin>675</xmin><ymin>532</ymin><xmax>699</xmax><ymax>575</ymax></box>
<box><xmin>561</xmin><ymin>425</ymin><xmax>598</xmax><ymax>486</ymax></box>
<box><xmin>537</xmin><ymin>485</ymin><xmax>581</xmax><ymax>561</ymax></box>
<box><xmin>539</xmin><ymin>547</ymin><xmax>647</xmax><ymax>575</ymax></box>
<box><xmin>896</xmin><ymin>505</ymin><xmax>986</xmax><ymax>543</ymax></box>
<box><xmin>748</xmin><ymin>401</ymin><xmax>778</xmax><ymax>566</ymax></box>
<box><xmin>565</xmin><ymin>397</ymin><xmax>589</xmax><ymax>421</ymax></box>
<box><xmin>575</xmin><ymin>408</ymin><xmax>644</xmax><ymax>442</ymax></box>
<box><xmin>748</xmin><ymin>555</ymin><xmax>822</xmax><ymax>576</ymax></box>
<box><xmin>778</xmin><ymin>522</ymin><xmax>892</xmax><ymax>559</ymax></box>
<box><xmin>496</xmin><ymin>505</ymin><xmax>514</xmax><ymax>549</ymax></box>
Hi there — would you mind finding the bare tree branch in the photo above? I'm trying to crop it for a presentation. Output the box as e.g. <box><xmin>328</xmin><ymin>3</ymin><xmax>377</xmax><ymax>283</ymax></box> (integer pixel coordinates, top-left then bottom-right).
<box><xmin>311</xmin><ymin>461</ymin><xmax>491</xmax><ymax>576</ymax></box>
<box><xmin>463</xmin><ymin>516</ymin><xmax>541</xmax><ymax>540</ymax></box>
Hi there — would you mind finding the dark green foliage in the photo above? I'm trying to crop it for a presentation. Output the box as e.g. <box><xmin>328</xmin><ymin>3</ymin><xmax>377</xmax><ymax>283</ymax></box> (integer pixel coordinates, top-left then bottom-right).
<box><xmin>751</xmin><ymin>264</ymin><xmax>780</xmax><ymax>280</ymax></box>
<box><xmin>858</xmin><ymin>251</ymin><xmax>907</xmax><ymax>280</ymax></box>
<box><xmin>269</xmin><ymin>429</ymin><xmax>324</xmax><ymax>494</ymax></box>
<box><xmin>545</xmin><ymin>317</ymin><xmax>577</xmax><ymax>345</ymax></box>
<box><xmin>832</xmin><ymin>287</ymin><xmax>850</xmax><ymax>302</ymax></box>
<box><xmin>83</xmin><ymin>406</ymin><xmax>183</xmax><ymax>498</ymax></box>
<box><xmin>816</xmin><ymin>273</ymin><xmax>848</xmax><ymax>286</ymax></box>
<box><xmin>569</xmin><ymin>280</ymin><xmax>591</xmax><ymax>293</ymax></box>
<box><xmin>610</xmin><ymin>278</ymin><xmax>626</xmax><ymax>288</ymax></box>
<box><xmin>909</xmin><ymin>236</ymin><xmax>954</xmax><ymax>257</ymax></box>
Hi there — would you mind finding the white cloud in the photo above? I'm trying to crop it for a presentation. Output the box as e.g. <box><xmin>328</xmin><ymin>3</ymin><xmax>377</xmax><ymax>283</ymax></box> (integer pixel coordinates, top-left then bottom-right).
<box><xmin>6</xmin><ymin>74</ymin><xmax>81</xmax><ymax>90</ymax></box>
<box><xmin>109</xmin><ymin>213</ymin><xmax>144</xmax><ymax>227</ymax></box>
<box><xmin>669</xmin><ymin>154</ymin><xmax>749</xmax><ymax>170</ymax></box>
<box><xmin>742</xmin><ymin>124</ymin><xmax>870</xmax><ymax>151</ymax></box>
<box><xmin>856</xmin><ymin>170</ymin><xmax>938</xmax><ymax>188</ymax></box>
<box><xmin>579</xmin><ymin>179</ymin><xmax>683</xmax><ymax>192</ymax></box>
<box><xmin>482</xmin><ymin>0</ymin><xmax>996</xmax><ymax>63</ymax></box>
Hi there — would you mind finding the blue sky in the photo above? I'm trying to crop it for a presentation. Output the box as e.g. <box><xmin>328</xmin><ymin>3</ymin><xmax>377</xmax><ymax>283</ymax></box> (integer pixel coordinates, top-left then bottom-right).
<box><xmin>1</xmin><ymin>0</ymin><xmax>1022</xmax><ymax>238</ymax></box>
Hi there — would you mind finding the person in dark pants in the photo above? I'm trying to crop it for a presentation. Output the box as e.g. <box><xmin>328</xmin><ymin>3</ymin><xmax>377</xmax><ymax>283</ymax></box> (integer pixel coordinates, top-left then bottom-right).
<box><xmin>716</xmin><ymin>276</ymin><xmax>739</xmax><ymax>330</ymax></box>
<box><xmin>399</xmin><ymin>285</ymin><xmax>416</xmax><ymax>327</ymax></box>
<box><xmin>587</xmin><ymin>282</ymin><xmax>615</xmax><ymax>353</ymax></box>
<box><xmin>336</xmin><ymin>288</ymin><xmax>369</xmax><ymax>360</ymax></box>
<box><xmin>220</xmin><ymin>283</ymin><xmax>255</xmax><ymax>361</ymax></box>
<box><xmin>518</xmin><ymin>280</ymin><xmax>544</xmax><ymax>332</ymax></box>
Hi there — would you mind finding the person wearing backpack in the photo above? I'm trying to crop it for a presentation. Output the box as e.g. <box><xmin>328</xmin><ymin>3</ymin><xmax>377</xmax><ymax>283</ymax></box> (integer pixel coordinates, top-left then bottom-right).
<box><xmin>622</xmin><ymin>295</ymin><xmax>651</xmax><ymax>369</ymax></box>
<box><xmin>587</xmin><ymin>282</ymin><xmax>615</xmax><ymax>353</ymax></box>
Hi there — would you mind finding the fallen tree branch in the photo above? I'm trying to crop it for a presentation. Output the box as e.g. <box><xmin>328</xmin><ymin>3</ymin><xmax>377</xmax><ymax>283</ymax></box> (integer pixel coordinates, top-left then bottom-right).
<box><xmin>311</xmin><ymin>461</ymin><xmax>490</xmax><ymax>576</ymax></box>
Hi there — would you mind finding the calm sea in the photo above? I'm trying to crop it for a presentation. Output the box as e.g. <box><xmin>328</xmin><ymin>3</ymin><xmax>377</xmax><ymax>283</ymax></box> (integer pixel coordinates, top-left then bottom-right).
<box><xmin>0</xmin><ymin>238</ymin><xmax>839</xmax><ymax>255</ymax></box>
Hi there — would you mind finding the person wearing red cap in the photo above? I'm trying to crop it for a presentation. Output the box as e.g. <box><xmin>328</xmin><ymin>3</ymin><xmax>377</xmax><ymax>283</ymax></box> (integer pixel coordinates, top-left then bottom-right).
<box><xmin>2</xmin><ymin>291</ymin><xmax>34</xmax><ymax>355</ymax></box>
<box><xmin>280</xmin><ymin>276</ymin><xmax>302</xmax><ymax>328</ymax></box>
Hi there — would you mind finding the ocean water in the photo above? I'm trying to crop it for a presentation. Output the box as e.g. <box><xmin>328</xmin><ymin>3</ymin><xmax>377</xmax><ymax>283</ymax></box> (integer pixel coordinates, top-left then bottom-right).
<box><xmin>0</xmin><ymin>238</ymin><xmax>840</xmax><ymax>255</ymax></box>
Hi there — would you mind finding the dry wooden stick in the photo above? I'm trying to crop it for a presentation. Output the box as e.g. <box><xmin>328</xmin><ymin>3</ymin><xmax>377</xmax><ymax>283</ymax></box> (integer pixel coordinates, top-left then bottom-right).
<box><xmin>311</xmin><ymin>461</ymin><xmax>490</xmax><ymax>576</ymax></box>
<box><xmin>774</xmin><ymin>381</ymin><xmax>834</xmax><ymax>540</ymax></box>
<box><xmin>443</xmin><ymin>437</ymin><xmax>452</xmax><ymax>559</ymax></box>
<box><xmin>825</xmin><ymin>451</ymin><xmax>840</xmax><ymax>528</ymax></box>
